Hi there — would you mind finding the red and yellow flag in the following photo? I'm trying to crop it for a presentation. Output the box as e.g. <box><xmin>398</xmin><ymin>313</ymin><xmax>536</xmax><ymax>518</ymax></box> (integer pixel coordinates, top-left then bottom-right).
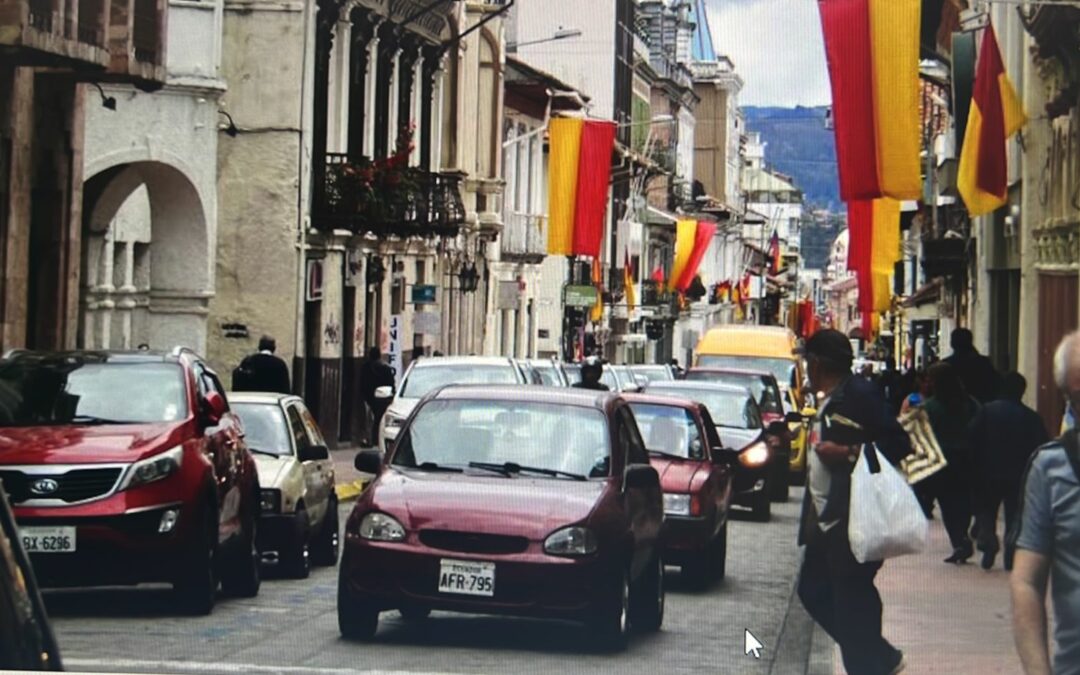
<box><xmin>623</xmin><ymin>248</ymin><xmax>636</xmax><ymax>313</ymax></box>
<box><xmin>590</xmin><ymin>257</ymin><xmax>604</xmax><ymax>323</ymax></box>
<box><xmin>547</xmin><ymin>118</ymin><xmax>617</xmax><ymax>258</ymax></box>
<box><xmin>669</xmin><ymin>220</ymin><xmax>716</xmax><ymax>294</ymax></box>
<box><xmin>957</xmin><ymin>24</ymin><xmax>1026</xmax><ymax>216</ymax></box>
<box><xmin>848</xmin><ymin>198</ymin><xmax>900</xmax><ymax>317</ymax></box>
<box><xmin>818</xmin><ymin>0</ymin><xmax>921</xmax><ymax>202</ymax></box>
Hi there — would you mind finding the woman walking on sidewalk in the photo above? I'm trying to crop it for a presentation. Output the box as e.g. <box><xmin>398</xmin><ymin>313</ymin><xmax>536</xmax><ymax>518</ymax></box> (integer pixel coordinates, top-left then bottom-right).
<box><xmin>923</xmin><ymin>362</ymin><xmax>981</xmax><ymax>564</ymax></box>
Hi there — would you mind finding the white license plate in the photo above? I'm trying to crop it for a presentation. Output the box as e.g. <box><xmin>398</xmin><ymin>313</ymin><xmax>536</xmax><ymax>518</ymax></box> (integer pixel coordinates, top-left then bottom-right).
<box><xmin>437</xmin><ymin>559</ymin><xmax>495</xmax><ymax>597</ymax></box>
<box><xmin>21</xmin><ymin>526</ymin><xmax>76</xmax><ymax>553</ymax></box>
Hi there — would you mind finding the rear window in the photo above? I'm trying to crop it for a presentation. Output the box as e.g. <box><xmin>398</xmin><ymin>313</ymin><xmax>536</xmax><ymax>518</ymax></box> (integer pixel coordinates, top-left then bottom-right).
<box><xmin>645</xmin><ymin>386</ymin><xmax>761</xmax><ymax>430</ymax></box>
<box><xmin>684</xmin><ymin>372</ymin><xmax>783</xmax><ymax>414</ymax></box>
<box><xmin>399</xmin><ymin>364</ymin><xmax>520</xmax><ymax>398</ymax></box>
<box><xmin>695</xmin><ymin>355</ymin><xmax>797</xmax><ymax>388</ymax></box>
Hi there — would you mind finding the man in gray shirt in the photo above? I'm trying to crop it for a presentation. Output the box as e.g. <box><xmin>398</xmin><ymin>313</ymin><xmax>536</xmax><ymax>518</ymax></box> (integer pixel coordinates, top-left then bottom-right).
<box><xmin>1012</xmin><ymin>330</ymin><xmax>1080</xmax><ymax>675</ymax></box>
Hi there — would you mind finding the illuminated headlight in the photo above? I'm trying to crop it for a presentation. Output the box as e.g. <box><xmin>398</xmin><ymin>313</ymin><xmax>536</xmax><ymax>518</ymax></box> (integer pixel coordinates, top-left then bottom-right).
<box><xmin>359</xmin><ymin>512</ymin><xmax>406</xmax><ymax>542</ymax></box>
<box><xmin>740</xmin><ymin>442</ymin><xmax>770</xmax><ymax>468</ymax></box>
<box><xmin>260</xmin><ymin>489</ymin><xmax>282</xmax><ymax>514</ymax></box>
<box><xmin>120</xmin><ymin>446</ymin><xmax>183</xmax><ymax>490</ymax></box>
<box><xmin>382</xmin><ymin>414</ymin><xmax>405</xmax><ymax>440</ymax></box>
<box><xmin>663</xmin><ymin>493</ymin><xmax>692</xmax><ymax>516</ymax></box>
<box><xmin>544</xmin><ymin>526</ymin><xmax>598</xmax><ymax>556</ymax></box>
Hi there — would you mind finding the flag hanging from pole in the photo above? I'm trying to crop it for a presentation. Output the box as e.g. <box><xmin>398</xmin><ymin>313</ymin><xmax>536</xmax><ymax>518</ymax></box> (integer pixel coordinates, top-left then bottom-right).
<box><xmin>768</xmin><ymin>229</ymin><xmax>782</xmax><ymax>275</ymax></box>
<box><xmin>674</xmin><ymin>222</ymin><xmax>718</xmax><ymax>293</ymax></box>
<box><xmin>623</xmin><ymin>248</ymin><xmax>636</xmax><ymax>313</ymax></box>
<box><xmin>547</xmin><ymin>118</ymin><xmax>583</xmax><ymax>255</ymax></box>
<box><xmin>957</xmin><ymin>24</ymin><xmax>1026</xmax><ymax>217</ymax></box>
<box><xmin>547</xmin><ymin>118</ymin><xmax>617</xmax><ymax>257</ymax></box>
<box><xmin>669</xmin><ymin>219</ymin><xmax>698</xmax><ymax>293</ymax></box>
<box><xmin>590</xmin><ymin>258</ymin><xmax>604</xmax><ymax>323</ymax></box>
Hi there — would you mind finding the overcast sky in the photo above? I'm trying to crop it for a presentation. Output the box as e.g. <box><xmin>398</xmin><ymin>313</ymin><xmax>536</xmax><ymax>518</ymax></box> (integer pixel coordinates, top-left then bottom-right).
<box><xmin>705</xmin><ymin>0</ymin><xmax>832</xmax><ymax>107</ymax></box>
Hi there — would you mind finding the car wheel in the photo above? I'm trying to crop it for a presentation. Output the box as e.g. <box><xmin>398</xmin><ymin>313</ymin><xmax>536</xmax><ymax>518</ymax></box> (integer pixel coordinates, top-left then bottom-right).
<box><xmin>174</xmin><ymin>504</ymin><xmax>217</xmax><ymax>615</ymax></box>
<box><xmin>589</xmin><ymin>570</ymin><xmax>630</xmax><ymax>652</ymax></box>
<box><xmin>630</xmin><ymin>554</ymin><xmax>664</xmax><ymax>633</ymax></box>
<box><xmin>714</xmin><ymin>520</ymin><xmax>728</xmax><ymax>582</ymax></box>
<box><xmin>283</xmin><ymin>508</ymin><xmax>311</xmax><ymax>579</ymax></box>
<box><xmin>398</xmin><ymin>605</ymin><xmax>431</xmax><ymax>622</ymax></box>
<box><xmin>311</xmin><ymin>497</ymin><xmax>340</xmax><ymax>566</ymax></box>
<box><xmin>338</xmin><ymin>563</ymin><xmax>379</xmax><ymax>640</ymax></box>
<box><xmin>221</xmin><ymin>509</ymin><xmax>261</xmax><ymax>598</ymax></box>
<box><xmin>752</xmin><ymin>483</ymin><xmax>772</xmax><ymax>522</ymax></box>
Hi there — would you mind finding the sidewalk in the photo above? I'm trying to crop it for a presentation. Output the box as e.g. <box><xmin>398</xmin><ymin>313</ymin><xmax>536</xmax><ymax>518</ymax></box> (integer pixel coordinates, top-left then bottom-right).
<box><xmin>824</xmin><ymin>518</ymin><xmax>1021</xmax><ymax>674</ymax></box>
<box><xmin>331</xmin><ymin>445</ymin><xmax>375</xmax><ymax>502</ymax></box>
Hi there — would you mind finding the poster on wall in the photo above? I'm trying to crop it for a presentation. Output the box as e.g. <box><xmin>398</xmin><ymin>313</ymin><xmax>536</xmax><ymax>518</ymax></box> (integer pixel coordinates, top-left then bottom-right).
<box><xmin>306</xmin><ymin>259</ymin><xmax>324</xmax><ymax>301</ymax></box>
<box><xmin>388</xmin><ymin>314</ymin><xmax>403</xmax><ymax>386</ymax></box>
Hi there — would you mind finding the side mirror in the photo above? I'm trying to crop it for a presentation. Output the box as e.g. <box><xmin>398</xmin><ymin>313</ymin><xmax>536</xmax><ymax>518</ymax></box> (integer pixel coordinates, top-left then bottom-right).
<box><xmin>202</xmin><ymin>392</ymin><xmax>228</xmax><ymax>426</ymax></box>
<box><xmin>624</xmin><ymin>464</ymin><xmax>660</xmax><ymax>490</ymax></box>
<box><xmin>374</xmin><ymin>385</ymin><xmax>394</xmax><ymax>400</ymax></box>
<box><xmin>354</xmin><ymin>449</ymin><xmax>383</xmax><ymax>474</ymax></box>
<box><xmin>785</xmin><ymin>411</ymin><xmax>803</xmax><ymax>425</ymax></box>
<box><xmin>300</xmin><ymin>444</ymin><xmax>330</xmax><ymax>462</ymax></box>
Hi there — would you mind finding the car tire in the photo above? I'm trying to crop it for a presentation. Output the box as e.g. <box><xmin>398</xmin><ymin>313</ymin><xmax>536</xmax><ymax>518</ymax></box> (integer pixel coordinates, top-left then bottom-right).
<box><xmin>398</xmin><ymin>606</ymin><xmax>431</xmax><ymax>622</ymax></box>
<box><xmin>311</xmin><ymin>496</ymin><xmax>340</xmax><ymax>567</ymax></box>
<box><xmin>752</xmin><ymin>483</ymin><xmax>772</xmax><ymax>522</ymax></box>
<box><xmin>174</xmin><ymin>503</ymin><xmax>217</xmax><ymax>616</ymax></box>
<box><xmin>713</xmin><ymin>520</ymin><xmax>728</xmax><ymax>582</ymax></box>
<box><xmin>221</xmin><ymin>508</ymin><xmax>261</xmax><ymax>598</ymax></box>
<box><xmin>589</xmin><ymin>570</ymin><xmax>630</xmax><ymax>652</ymax></box>
<box><xmin>338</xmin><ymin>563</ymin><xmax>379</xmax><ymax>640</ymax></box>
<box><xmin>630</xmin><ymin>554</ymin><xmax>664</xmax><ymax>633</ymax></box>
<box><xmin>284</xmin><ymin>508</ymin><xmax>311</xmax><ymax>579</ymax></box>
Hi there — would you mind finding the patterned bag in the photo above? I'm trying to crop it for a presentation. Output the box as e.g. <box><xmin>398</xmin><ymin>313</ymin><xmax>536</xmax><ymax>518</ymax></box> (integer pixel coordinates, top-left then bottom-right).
<box><xmin>897</xmin><ymin>407</ymin><xmax>948</xmax><ymax>485</ymax></box>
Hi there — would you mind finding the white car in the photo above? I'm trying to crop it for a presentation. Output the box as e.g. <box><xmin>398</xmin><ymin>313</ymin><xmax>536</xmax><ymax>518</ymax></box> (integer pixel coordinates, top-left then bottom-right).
<box><xmin>376</xmin><ymin>356</ymin><xmax>527</xmax><ymax>453</ymax></box>
<box><xmin>230</xmin><ymin>393</ymin><xmax>339</xmax><ymax>579</ymax></box>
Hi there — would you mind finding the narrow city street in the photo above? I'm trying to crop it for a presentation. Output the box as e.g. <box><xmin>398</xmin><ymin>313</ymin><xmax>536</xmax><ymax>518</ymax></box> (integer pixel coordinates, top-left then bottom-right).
<box><xmin>47</xmin><ymin>497</ymin><xmax>810</xmax><ymax>675</ymax></box>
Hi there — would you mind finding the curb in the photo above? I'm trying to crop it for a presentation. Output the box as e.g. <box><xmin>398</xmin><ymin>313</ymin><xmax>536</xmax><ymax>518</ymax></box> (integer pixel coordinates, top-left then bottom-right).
<box><xmin>335</xmin><ymin>479</ymin><xmax>368</xmax><ymax>502</ymax></box>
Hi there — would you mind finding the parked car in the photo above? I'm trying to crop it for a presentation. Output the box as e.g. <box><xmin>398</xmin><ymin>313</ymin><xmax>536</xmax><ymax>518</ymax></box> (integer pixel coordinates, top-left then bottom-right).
<box><xmin>628</xmin><ymin>364</ymin><xmax>676</xmax><ymax>384</ymax></box>
<box><xmin>683</xmin><ymin>368</ymin><xmax>802</xmax><ymax>500</ymax></box>
<box><xmin>643</xmin><ymin>381</ymin><xmax>774</xmax><ymax>521</ymax></box>
<box><xmin>513</xmin><ymin>359</ymin><xmax>544</xmax><ymax>385</ymax></box>
<box><xmin>0</xmin><ymin>348</ymin><xmax>262</xmax><ymax>614</ymax></box>
<box><xmin>377</xmin><ymin>356</ymin><xmax>527</xmax><ymax>452</ymax></box>
<box><xmin>230</xmin><ymin>394</ymin><xmax>340</xmax><ymax>578</ymax></box>
<box><xmin>0</xmin><ymin>486</ymin><xmax>62</xmax><ymax>671</ymax></box>
<box><xmin>525</xmin><ymin>359</ymin><xmax>570</xmax><ymax>387</ymax></box>
<box><xmin>342</xmin><ymin>386</ymin><xmax>664</xmax><ymax>650</ymax></box>
<box><xmin>625</xmin><ymin>394</ymin><xmax>736</xmax><ymax>586</ymax></box>
<box><xmin>562</xmin><ymin>363</ymin><xmax>638</xmax><ymax>392</ymax></box>
<box><xmin>611</xmin><ymin>365</ymin><xmax>643</xmax><ymax>393</ymax></box>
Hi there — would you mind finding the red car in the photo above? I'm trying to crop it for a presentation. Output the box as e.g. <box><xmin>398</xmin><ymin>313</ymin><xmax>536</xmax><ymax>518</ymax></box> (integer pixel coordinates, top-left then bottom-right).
<box><xmin>341</xmin><ymin>385</ymin><xmax>664</xmax><ymax>650</ymax></box>
<box><xmin>0</xmin><ymin>349</ymin><xmax>262</xmax><ymax>614</ymax></box>
<box><xmin>625</xmin><ymin>395</ymin><xmax>736</xmax><ymax>587</ymax></box>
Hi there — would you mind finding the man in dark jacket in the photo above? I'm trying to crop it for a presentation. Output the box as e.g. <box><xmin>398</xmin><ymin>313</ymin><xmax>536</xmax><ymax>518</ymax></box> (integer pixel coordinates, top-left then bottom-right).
<box><xmin>971</xmin><ymin>372</ymin><xmax>1049</xmax><ymax>571</ymax></box>
<box><xmin>944</xmin><ymin>328</ymin><xmax>1001</xmax><ymax>404</ymax></box>
<box><xmin>797</xmin><ymin>330</ymin><xmax>912</xmax><ymax>675</ymax></box>
<box><xmin>233</xmin><ymin>336</ymin><xmax>291</xmax><ymax>394</ymax></box>
<box><xmin>359</xmin><ymin>347</ymin><xmax>395</xmax><ymax>443</ymax></box>
<box><xmin>572</xmin><ymin>356</ymin><xmax>609</xmax><ymax>391</ymax></box>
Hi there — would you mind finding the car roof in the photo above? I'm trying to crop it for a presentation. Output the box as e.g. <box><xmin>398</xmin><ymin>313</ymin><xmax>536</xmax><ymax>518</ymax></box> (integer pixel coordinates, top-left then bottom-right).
<box><xmin>623</xmin><ymin>393</ymin><xmax>699</xmax><ymax>410</ymax></box>
<box><xmin>1</xmin><ymin>349</ymin><xmax>182</xmax><ymax>364</ymax></box>
<box><xmin>430</xmin><ymin>384</ymin><xmax>615</xmax><ymax>410</ymax></box>
<box><xmin>411</xmin><ymin>356</ymin><xmax>516</xmax><ymax>368</ymax></box>
<box><xmin>687</xmin><ymin>367</ymin><xmax>777</xmax><ymax>380</ymax></box>
<box><xmin>645</xmin><ymin>380</ymin><xmax>751</xmax><ymax>396</ymax></box>
<box><xmin>228</xmin><ymin>392</ymin><xmax>299</xmax><ymax>405</ymax></box>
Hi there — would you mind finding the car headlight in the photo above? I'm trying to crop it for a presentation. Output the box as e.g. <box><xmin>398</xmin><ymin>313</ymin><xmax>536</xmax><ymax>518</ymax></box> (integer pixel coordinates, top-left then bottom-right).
<box><xmin>120</xmin><ymin>446</ymin><xmax>183</xmax><ymax>490</ymax></box>
<box><xmin>358</xmin><ymin>512</ymin><xmax>406</xmax><ymax>542</ymax></box>
<box><xmin>260</xmin><ymin>488</ymin><xmax>281</xmax><ymax>514</ymax></box>
<box><xmin>382</xmin><ymin>414</ymin><xmax>405</xmax><ymax>440</ymax></box>
<box><xmin>663</xmin><ymin>493</ymin><xmax>692</xmax><ymax>516</ymax></box>
<box><xmin>740</xmin><ymin>442</ymin><xmax>770</xmax><ymax>467</ymax></box>
<box><xmin>544</xmin><ymin>526</ymin><xmax>597</xmax><ymax>556</ymax></box>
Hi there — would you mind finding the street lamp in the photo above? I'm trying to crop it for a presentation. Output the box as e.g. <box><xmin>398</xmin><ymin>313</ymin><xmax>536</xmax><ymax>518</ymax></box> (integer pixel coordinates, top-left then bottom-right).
<box><xmin>507</xmin><ymin>27</ymin><xmax>583</xmax><ymax>50</ymax></box>
<box><xmin>458</xmin><ymin>262</ymin><xmax>479</xmax><ymax>293</ymax></box>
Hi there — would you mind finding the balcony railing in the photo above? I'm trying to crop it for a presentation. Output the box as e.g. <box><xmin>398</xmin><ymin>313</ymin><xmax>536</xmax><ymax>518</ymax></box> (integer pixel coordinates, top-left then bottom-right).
<box><xmin>319</xmin><ymin>153</ymin><xmax>466</xmax><ymax>238</ymax></box>
<box><xmin>501</xmin><ymin>212</ymin><xmax>546</xmax><ymax>262</ymax></box>
<box><xmin>0</xmin><ymin>0</ymin><xmax>110</xmax><ymax>67</ymax></box>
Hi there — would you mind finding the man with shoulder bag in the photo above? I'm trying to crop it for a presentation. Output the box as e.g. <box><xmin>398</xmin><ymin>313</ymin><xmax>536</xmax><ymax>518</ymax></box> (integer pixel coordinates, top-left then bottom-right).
<box><xmin>796</xmin><ymin>330</ymin><xmax>913</xmax><ymax>675</ymax></box>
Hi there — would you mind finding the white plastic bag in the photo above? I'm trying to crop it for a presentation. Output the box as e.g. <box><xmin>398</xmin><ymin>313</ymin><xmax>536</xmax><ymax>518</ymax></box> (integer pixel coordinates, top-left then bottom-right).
<box><xmin>848</xmin><ymin>444</ymin><xmax>929</xmax><ymax>564</ymax></box>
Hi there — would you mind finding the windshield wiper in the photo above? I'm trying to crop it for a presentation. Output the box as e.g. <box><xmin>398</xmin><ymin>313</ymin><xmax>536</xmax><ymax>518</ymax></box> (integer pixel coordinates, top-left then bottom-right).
<box><xmin>68</xmin><ymin>415</ymin><xmax>131</xmax><ymax>425</ymax></box>
<box><xmin>468</xmin><ymin>461</ymin><xmax>587</xmax><ymax>481</ymax></box>
<box><xmin>402</xmin><ymin>461</ymin><xmax>463</xmax><ymax>473</ymax></box>
<box><xmin>247</xmin><ymin>447</ymin><xmax>281</xmax><ymax>457</ymax></box>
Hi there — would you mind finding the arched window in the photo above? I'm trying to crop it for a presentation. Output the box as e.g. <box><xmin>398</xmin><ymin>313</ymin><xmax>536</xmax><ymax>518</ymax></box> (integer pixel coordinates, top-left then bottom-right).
<box><xmin>476</xmin><ymin>29</ymin><xmax>500</xmax><ymax>179</ymax></box>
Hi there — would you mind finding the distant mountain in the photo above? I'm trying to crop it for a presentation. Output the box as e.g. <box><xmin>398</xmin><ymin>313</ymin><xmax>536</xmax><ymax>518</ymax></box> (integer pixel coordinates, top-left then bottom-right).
<box><xmin>743</xmin><ymin>106</ymin><xmax>840</xmax><ymax>212</ymax></box>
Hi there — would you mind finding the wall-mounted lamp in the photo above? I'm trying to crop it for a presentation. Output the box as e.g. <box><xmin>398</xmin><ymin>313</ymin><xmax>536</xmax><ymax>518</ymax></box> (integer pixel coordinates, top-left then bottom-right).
<box><xmin>91</xmin><ymin>83</ymin><xmax>116</xmax><ymax>111</ymax></box>
<box><xmin>218</xmin><ymin>110</ymin><xmax>239</xmax><ymax>137</ymax></box>
<box><xmin>458</xmin><ymin>262</ymin><xmax>479</xmax><ymax>293</ymax></box>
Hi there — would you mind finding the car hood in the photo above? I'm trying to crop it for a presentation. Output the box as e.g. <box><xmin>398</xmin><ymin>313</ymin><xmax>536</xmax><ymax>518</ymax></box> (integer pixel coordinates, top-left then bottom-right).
<box><xmin>372</xmin><ymin>469</ymin><xmax>606</xmax><ymax>540</ymax></box>
<box><xmin>253</xmin><ymin>453</ymin><xmax>295</xmax><ymax>489</ymax></box>
<box><xmin>717</xmin><ymin>427</ymin><xmax>761</xmax><ymax>451</ymax></box>
<box><xmin>385</xmin><ymin>397</ymin><xmax>419</xmax><ymax>421</ymax></box>
<box><xmin>648</xmin><ymin>457</ymin><xmax>704</xmax><ymax>494</ymax></box>
<box><xmin>0</xmin><ymin>422</ymin><xmax>189</xmax><ymax>465</ymax></box>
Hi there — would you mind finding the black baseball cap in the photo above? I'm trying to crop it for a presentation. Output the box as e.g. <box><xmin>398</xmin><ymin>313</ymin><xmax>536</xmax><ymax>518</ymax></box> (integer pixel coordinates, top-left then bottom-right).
<box><xmin>797</xmin><ymin>329</ymin><xmax>854</xmax><ymax>368</ymax></box>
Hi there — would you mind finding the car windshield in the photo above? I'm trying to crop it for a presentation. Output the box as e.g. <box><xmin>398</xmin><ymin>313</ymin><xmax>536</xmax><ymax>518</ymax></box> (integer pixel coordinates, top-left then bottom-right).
<box><xmin>684</xmin><ymin>372</ymin><xmax>783</xmax><ymax>414</ymax></box>
<box><xmin>529</xmin><ymin>363</ymin><xmax>562</xmax><ymax>386</ymax></box>
<box><xmin>647</xmin><ymin>386</ymin><xmax>760</xmax><ymax>430</ymax></box>
<box><xmin>0</xmin><ymin>359</ymin><xmax>187</xmax><ymax>426</ymax></box>
<box><xmin>399</xmin><ymin>364</ymin><xmax>520</xmax><ymax>398</ymax></box>
<box><xmin>232</xmin><ymin>402</ymin><xmax>292</xmax><ymax>456</ymax></box>
<box><xmin>695</xmin><ymin>355</ymin><xmax>797</xmax><ymax>389</ymax></box>
<box><xmin>561</xmin><ymin>364</ymin><xmax>618</xmax><ymax>389</ymax></box>
<box><xmin>629</xmin><ymin>403</ymin><xmax>702</xmax><ymax>460</ymax></box>
<box><xmin>392</xmin><ymin>400</ymin><xmax>610</xmax><ymax>478</ymax></box>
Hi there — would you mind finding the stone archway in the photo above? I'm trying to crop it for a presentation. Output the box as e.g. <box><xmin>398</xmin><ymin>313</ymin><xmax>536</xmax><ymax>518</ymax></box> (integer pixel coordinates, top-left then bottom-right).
<box><xmin>80</xmin><ymin>162</ymin><xmax>211</xmax><ymax>352</ymax></box>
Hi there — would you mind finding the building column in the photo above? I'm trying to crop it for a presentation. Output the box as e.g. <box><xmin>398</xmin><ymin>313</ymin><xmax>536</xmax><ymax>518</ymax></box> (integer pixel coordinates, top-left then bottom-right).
<box><xmin>388</xmin><ymin>47</ymin><xmax>403</xmax><ymax>150</ymax></box>
<box><xmin>363</xmin><ymin>33</ymin><xmax>380</xmax><ymax>156</ymax></box>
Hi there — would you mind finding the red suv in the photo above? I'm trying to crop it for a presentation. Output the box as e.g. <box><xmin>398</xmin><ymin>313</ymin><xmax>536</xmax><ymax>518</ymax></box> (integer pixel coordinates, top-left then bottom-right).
<box><xmin>0</xmin><ymin>348</ymin><xmax>262</xmax><ymax>614</ymax></box>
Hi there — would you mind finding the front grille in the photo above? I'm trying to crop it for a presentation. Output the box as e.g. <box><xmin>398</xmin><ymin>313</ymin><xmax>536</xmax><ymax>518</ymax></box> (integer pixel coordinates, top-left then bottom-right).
<box><xmin>419</xmin><ymin>529</ymin><xmax>529</xmax><ymax>555</ymax></box>
<box><xmin>0</xmin><ymin>467</ymin><xmax>122</xmax><ymax>504</ymax></box>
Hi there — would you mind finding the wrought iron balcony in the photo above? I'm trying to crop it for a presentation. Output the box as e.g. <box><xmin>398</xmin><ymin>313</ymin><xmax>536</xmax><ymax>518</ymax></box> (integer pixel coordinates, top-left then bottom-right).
<box><xmin>501</xmin><ymin>212</ymin><xmax>546</xmax><ymax>263</ymax></box>
<box><xmin>318</xmin><ymin>153</ymin><xmax>466</xmax><ymax>239</ymax></box>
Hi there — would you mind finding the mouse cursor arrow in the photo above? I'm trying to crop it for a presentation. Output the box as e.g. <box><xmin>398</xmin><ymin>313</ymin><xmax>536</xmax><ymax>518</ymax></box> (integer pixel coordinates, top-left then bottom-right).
<box><xmin>744</xmin><ymin>629</ymin><xmax>764</xmax><ymax>659</ymax></box>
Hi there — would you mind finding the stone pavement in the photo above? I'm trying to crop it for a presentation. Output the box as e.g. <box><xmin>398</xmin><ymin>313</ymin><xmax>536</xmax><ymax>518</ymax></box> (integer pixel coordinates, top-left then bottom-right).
<box><xmin>822</xmin><ymin>517</ymin><xmax>1021</xmax><ymax>674</ymax></box>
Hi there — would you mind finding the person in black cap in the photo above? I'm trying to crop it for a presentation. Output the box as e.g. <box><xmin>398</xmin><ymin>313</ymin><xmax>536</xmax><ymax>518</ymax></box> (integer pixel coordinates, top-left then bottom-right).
<box><xmin>573</xmin><ymin>356</ymin><xmax>609</xmax><ymax>391</ymax></box>
<box><xmin>796</xmin><ymin>329</ymin><xmax>912</xmax><ymax>675</ymax></box>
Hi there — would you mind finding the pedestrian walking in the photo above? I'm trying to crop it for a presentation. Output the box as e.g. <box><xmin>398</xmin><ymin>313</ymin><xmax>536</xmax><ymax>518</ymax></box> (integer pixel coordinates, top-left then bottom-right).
<box><xmin>232</xmin><ymin>335</ymin><xmax>291</xmax><ymax>394</ymax></box>
<box><xmin>970</xmin><ymin>372</ymin><xmax>1049</xmax><ymax>571</ymax></box>
<box><xmin>359</xmin><ymin>347</ymin><xmax>395</xmax><ymax>445</ymax></box>
<box><xmin>572</xmin><ymin>356</ymin><xmax>609</xmax><ymax>391</ymax></box>
<box><xmin>944</xmin><ymin>328</ymin><xmax>1002</xmax><ymax>404</ymax></box>
<box><xmin>922</xmin><ymin>362</ymin><xmax>981</xmax><ymax>564</ymax></box>
<box><xmin>796</xmin><ymin>329</ymin><xmax>911</xmax><ymax>675</ymax></box>
<box><xmin>1011</xmin><ymin>330</ymin><xmax>1080</xmax><ymax>675</ymax></box>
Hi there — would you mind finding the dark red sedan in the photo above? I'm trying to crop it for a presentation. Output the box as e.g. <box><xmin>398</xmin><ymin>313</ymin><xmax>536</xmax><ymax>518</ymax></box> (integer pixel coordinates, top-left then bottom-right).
<box><xmin>341</xmin><ymin>386</ymin><xmax>664</xmax><ymax>650</ymax></box>
<box><xmin>625</xmin><ymin>395</ymin><xmax>736</xmax><ymax>587</ymax></box>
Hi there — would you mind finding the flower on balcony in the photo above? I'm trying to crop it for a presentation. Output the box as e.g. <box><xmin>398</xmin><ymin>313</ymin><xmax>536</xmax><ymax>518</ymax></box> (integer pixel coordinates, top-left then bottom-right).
<box><xmin>331</xmin><ymin>123</ymin><xmax>421</xmax><ymax>222</ymax></box>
